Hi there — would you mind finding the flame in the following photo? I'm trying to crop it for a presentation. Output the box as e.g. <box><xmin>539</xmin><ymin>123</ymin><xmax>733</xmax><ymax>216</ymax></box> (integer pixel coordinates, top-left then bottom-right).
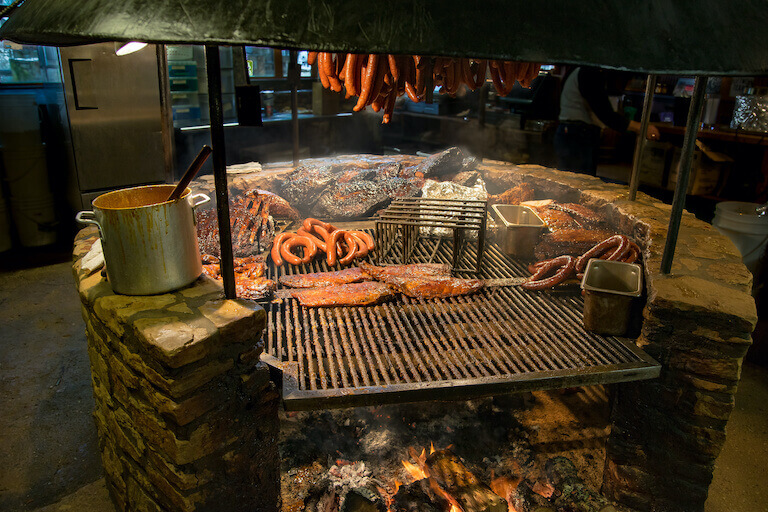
<box><xmin>400</xmin><ymin>444</ymin><xmax>470</xmax><ymax>512</ymax></box>
<box><xmin>393</xmin><ymin>479</ymin><xmax>402</xmax><ymax>494</ymax></box>
<box><xmin>402</xmin><ymin>459</ymin><xmax>428</xmax><ymax>480</ymax></box>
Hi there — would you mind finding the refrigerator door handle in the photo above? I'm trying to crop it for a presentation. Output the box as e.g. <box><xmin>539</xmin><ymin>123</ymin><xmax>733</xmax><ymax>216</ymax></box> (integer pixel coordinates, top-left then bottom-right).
<box><xmin>68</xmin><ymin>59</ymin><xmax>98</xmax><ymax>110</ymax></box>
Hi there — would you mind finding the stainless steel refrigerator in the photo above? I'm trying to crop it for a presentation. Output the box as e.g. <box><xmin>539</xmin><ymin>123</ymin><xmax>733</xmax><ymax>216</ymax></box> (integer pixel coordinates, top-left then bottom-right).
<box><xmin>60</xmin><ymin>42</ymin><xmax>172</xmax><ymax>209</ymax></box>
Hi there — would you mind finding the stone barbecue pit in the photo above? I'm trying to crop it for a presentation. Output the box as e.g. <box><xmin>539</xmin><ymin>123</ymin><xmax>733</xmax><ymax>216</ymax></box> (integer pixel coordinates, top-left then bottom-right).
<box><xmin>72</xmin><ymin>154</ymin><xmax>756</xmax><ymax>512</ymax></box>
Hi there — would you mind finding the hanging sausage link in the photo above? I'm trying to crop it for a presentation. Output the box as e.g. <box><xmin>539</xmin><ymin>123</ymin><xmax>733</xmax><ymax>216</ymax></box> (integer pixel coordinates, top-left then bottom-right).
<box><xmin>310</xmin><ymin>52</ymin><xmax>542</xmax><ymax>123</ymax></box>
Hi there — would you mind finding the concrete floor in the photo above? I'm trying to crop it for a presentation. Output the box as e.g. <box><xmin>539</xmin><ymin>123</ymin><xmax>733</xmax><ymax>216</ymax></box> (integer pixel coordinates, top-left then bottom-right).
<box><xmin>1</xmin><ymin>259</ymin><xmax>766</xmax><ymax>512</ymax></box>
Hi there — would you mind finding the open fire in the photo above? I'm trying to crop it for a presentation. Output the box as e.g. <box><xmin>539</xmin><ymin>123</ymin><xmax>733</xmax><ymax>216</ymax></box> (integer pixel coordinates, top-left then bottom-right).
<box><xmin>282</xmin><ymin>387</ymin><xmax>615</xmax><ymax>512</ymax></box>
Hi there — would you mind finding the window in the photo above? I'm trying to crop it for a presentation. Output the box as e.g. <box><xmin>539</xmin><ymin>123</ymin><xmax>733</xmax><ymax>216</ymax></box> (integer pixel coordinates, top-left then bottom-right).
<box><xmin>244</xmin><ymin>47</ymin><xmax>311</xmax><ymax>79</ymax></box>
<box><xmin>0</xmin><ymin>1</ymin><xmax>61</xmax><ymax>85</ymax></box>
<box><xmin>245</xmin><ymin>47</ymin><xmax>275</xmax><ymax>78</ymax></box>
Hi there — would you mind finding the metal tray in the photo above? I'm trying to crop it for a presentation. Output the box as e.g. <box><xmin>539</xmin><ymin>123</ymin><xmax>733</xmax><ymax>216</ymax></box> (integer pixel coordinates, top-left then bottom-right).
<box><xmin>491</xmin><ymin>204</ymin><xmax>546</xmax><ymax>259</ymax></box>
<box><xmin>581</xmin><ymin>259</ymin><xmax>643</xmax><ymax>336</ymax></box>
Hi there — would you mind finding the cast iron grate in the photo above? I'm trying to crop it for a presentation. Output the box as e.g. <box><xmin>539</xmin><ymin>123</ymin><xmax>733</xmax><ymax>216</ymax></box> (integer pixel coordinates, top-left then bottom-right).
<box><xmin>261</xmin><ymin>228</ymin><xmax>659</xmax><ymax>410</ymax></box>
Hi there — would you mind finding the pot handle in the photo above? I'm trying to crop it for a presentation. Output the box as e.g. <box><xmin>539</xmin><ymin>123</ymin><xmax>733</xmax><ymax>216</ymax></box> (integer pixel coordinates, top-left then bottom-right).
<box><xmin>188</xmin><ymin>193</ymin><xmax>211</xmax><ymax>209</ymax></box>
<box><xmin>75</xmin><ymin>211</ymin><xmax>105</xmax><ymax>242</ymax></box>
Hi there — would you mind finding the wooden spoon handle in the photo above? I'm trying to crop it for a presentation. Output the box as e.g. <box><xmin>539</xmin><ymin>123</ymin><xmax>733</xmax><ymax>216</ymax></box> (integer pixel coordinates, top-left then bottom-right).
<box><xmin>167</xmin><ymin>145</ymin><xmax>212</xmax><ymax>201</ymax></box>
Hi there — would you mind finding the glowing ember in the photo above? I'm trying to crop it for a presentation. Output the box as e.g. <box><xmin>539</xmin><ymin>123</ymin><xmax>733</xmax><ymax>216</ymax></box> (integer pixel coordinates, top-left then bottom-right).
<box><xmin>490</xmin><ymin>475</ymin><xmax>522</xmax><ymax>512</ymax></box>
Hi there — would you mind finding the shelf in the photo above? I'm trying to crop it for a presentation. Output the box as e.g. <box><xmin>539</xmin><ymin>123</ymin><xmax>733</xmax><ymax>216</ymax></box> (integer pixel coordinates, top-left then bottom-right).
<box><xmin>655</xmin><ymin>124</ymin><xmax>768</xmax><ymax>146</ymax></box>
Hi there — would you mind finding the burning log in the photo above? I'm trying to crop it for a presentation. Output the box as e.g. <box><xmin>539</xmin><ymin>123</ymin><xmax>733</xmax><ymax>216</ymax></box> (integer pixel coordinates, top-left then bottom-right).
<box><xmin>423</xmin><ymin>449</ymin><xmax>507</xmax><ymax>512</ymax></box>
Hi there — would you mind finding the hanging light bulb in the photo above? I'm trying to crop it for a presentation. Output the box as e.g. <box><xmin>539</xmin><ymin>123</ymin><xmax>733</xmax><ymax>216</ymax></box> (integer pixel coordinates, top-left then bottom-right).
<box><xmin>115</xmin><ymin>42</ymin><xmax>148</xmax><ymax>56</ymax></box>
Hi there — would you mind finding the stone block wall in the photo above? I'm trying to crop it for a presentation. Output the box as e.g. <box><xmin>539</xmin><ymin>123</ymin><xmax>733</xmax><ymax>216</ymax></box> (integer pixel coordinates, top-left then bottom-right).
<box><xmin>72</xmin><ymin>228</ymin><xmax>280</xmax><ymax>512</ymax></box>
<box><xmin>478</xmin><ymin>162</ymin><xmax>757</xmax><ymax>512</ymax></box>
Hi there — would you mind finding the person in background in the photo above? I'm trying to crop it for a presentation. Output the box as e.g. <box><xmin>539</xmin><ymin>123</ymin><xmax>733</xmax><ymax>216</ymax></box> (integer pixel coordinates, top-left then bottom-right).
<box><xmin>554</xmin><ymin>66</ymin><xmax>660</xmax><ymax>176</ymax></box>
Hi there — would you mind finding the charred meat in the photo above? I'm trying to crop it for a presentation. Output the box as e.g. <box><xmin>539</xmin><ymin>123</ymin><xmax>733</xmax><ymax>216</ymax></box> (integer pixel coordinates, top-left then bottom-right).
<box><xmin>279</xmin><ymin>267</ymin><xmax>369</xmax><ymax>288</ymax></box>
<box><xmin>277</xmin><ymin>149</ymin><xmax>471</xmax><ymax>220</ymax></box>
<box><xmin>243</xmin><ymin>188</ymin><xmax>301</xmax><ymax>221</ymax></box>
<box><xmin>235</xmin><ymin>276</ymin><xmax>276</xmax><ymax>300</ymax></box>
<box><xmin>358</xmin><ymin>262</ymin><xmax>452</xmax><ymax>281</ymax></box>
<box><xmin>534</xmin><ymin>229</ymin><xmax>617</xmax><ymax>260</ymax></box>
<box><xmin>313</xmin><ymin>181</ymin><xmax>406</xmax><ymax>219</ymax></box>
<box><xmin>200</xmin><ymin>254</ymin><xmax>275</xmax><ymax>300</ymax></box>
<box><xmin>359</xmin><ymin>262</ymin><xmax>481</xmax><ymax>299</ymax></box>
<box><xmin>548</xmin><ymin>203</ymin><xmax>606</xmax><ymax>228</ymax></box>
<box><xmin>531</xmin><ymin>208</ymin><xmax>581</xmax><ymax>231</ymax></box>
<box><xmin>385</xmin><ymin>275</ymin><xmax>485</xmax><ymax>299</ymax></box>
<box><xmin>489</xmin><ymin>182</ymin><xmax>535</xmax><ymax>205</ymax></box>
<box><xmin>291</xmin><ymin>281</ymin><xmax>395</xmax><ymax>307</ymax></box>
<box><xmin>195</xmin><ymin>189</ymin><xmax>298</xmax><ymax>257</ymax></box>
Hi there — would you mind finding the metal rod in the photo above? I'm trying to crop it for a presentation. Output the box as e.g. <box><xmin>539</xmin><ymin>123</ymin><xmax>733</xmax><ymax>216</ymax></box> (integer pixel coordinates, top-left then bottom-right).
<box><xmin>289</xmin><ymin>50</ymin><xmax>300</xmax><ymax>166</ymax></box>
<box><xmin>205</xmin><ymin>45</ymin><xmax>236</xmax><ymax>298</ymax></box>
<box><xmin>478</xmin><ymin>83</ymin><xmax>488</xmax><ymax>128</ymax></box>
<box><xmin>629</xmin><ymin>74</ymin><xmax>657</xmax><ymax>201</ymax></box>
<box><xmin>661</xmin><ymin>76</ymin><xmax>708</xmax><ymax>274</ymax></box>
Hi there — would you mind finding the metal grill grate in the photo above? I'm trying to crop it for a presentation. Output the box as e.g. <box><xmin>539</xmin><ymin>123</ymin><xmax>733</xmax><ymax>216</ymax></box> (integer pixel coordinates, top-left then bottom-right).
<box><xmin>262</xmin><ymin>228</ymin><xmax>659</xmax><ymax>410</ymax></box>
<box><xmin>376</xmin><ymin>198</ymin><xmax>488</xmax><ymax>273</ymax></box>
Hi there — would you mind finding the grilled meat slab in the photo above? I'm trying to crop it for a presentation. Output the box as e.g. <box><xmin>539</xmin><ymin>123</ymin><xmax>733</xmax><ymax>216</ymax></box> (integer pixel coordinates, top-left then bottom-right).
<box><xmin>235</xmin><ymin>276</ymin><xmax>276</xmax><ymax>300</ymax></box>
<box><xmin>415</xmin><ymin>147</ymin><xmax>473</xmax><ymax>178</ymax></box>
<box><xmin>277</xmin><ymin>148</ymin><xmax>469</xmax><ymax>219</ymax></box>
<box><xmin>359</xmin><ymin>262</ymin><xmax>481</xmax><ymax>299</ymax></box>
<box><xmin>196</xmin><ymin>190</ymin><xmax>298</xmax><ymax>257</ymax></box>
<box><xmin>279</xmin><ymin>267</ymin><xmax>369</xmax><ymax>288</ymax></box>
<box><xmin>201</xmin><ymin>255</ymin><xmax>275</xmax><ymax>300</ymax></box>
<box><xmin>534</xmin><ymin>229</ymin><xmax>617</xmax><ymax>260</ymax></box>
<box><xmin>358</xmin><ymin>262</ymin><xmax>452</xmax><ymax>281</ymax></box>
<box><xmin>534</xmin><ymin>208</ymin><xmax>581</xmax><ymax>231</ymax></box>
<box><xmin>385</xmin><ymin>275</ymin><xmax>485</xmax><ymax>299</ymax></box>
<box><xmin>548</xmin><ymin>203</ymin><xmax>606</xmax><ymax>228</ymax></box>
<box><xmin>489</xmin><ymin>182</ymin><xmax>535</xmax><ymax>205</ymax></box>
<box><xmin>313</xmin><ymin>181</ymin><xmax>402</xmax><ymax>219</ymax></box>
<box><xmin>291</xmin><ymin>281</ymin><xmax>395</xmax><ymax>307</ymax></box>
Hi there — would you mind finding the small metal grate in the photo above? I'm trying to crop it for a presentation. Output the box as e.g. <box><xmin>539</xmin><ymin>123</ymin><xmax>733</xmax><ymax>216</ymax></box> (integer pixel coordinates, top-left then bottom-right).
<box><xmin>262</xmin><ymin>228</ymin><xmax>660</xmax><ymax>410</ymax></box>
<box><xmin>376</xmin><ymin>198</ymin><xmax>487</xmax><ymax>273</ymax></box>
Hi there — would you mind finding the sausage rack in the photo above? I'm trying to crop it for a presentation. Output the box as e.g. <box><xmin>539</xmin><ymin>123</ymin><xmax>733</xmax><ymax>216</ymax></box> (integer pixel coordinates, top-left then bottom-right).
<box><xmin>374</xmin><ymin>197</ymin><xmax>488</xmax><ymax>273</ymax></box>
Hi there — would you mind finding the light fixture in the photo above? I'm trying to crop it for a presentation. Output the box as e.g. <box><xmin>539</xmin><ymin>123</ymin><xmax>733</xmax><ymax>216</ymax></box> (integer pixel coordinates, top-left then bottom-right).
<box><xmin>115</xmin><ymin>41</ymin><xmax>147</xmax><ymax>56</ymax></box>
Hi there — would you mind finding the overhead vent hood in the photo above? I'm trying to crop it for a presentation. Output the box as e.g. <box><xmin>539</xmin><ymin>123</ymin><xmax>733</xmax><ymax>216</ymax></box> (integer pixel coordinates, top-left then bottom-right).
<box><xmin>1</xmin><ymin>0</ymin><xmax>767</xmax><ymax>75</ymax></box>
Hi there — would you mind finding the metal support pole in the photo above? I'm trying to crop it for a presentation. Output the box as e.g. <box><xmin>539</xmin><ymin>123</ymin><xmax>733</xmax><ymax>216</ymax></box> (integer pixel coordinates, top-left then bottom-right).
<box><xmin>205</xmin><ymin>45</ymin><xmax>236</xmax><ymax>298</ymax></box>
<box><xmin>289</xmin><ymin>50</ymin><xmax>300</xmax><ymax>166</ymax></box>
<box><xmin>628</xmin><ymin>74</ymin><xmax>657</xmax><ymax>201</ymax></box>
<box><xmin>478</xmin><ymin>83</ymin><xmax>488</xmax><ymax>128</ymax></box>
<box><xmin>660</xmin><ymin>76</ymin><xmax>708</xmax><ymax>274</ymax></box>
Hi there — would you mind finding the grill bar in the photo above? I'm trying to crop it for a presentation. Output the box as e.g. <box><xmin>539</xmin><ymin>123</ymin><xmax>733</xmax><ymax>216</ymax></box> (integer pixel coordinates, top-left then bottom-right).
<box><xmin>264</xmin><ymin>226</ymin><xmax>660</xmax><ymax>410</ymax></box>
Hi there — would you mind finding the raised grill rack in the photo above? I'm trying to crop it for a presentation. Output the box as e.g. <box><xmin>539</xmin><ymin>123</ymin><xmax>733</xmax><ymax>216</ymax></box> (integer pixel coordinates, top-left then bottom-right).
<box><xmin>375</xmin><ymin>198</ymin><xmax>488</xmax><ymax>273</ymax></box>
<box><xmin>261</xmin><ymin>226</ymin><xmax>660</xmax><ymax>410</ymax></box>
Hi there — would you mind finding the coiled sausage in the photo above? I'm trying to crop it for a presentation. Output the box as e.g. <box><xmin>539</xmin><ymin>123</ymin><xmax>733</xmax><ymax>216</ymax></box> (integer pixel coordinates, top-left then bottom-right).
<box><xmin>280</xmin><ymin>235</ymin><xmax>317</xmax><ymax>265</ymax></box>
<box><xmin>521</xmin><ymin>255</ymin><xmax>575</xmax><ymax>291</ymax></box>
<box><xmin>270</xmin><ymin>232</ymin><xmax>296</xmax><ymax>267</ymax></box>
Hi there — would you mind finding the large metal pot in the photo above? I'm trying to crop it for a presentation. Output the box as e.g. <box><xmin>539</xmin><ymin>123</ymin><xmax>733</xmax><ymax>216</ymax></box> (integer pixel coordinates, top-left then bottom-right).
<box><xmin>76</xmin><ymin>184</ymin><xmax>210</xmax><ymax>295</ymax></box>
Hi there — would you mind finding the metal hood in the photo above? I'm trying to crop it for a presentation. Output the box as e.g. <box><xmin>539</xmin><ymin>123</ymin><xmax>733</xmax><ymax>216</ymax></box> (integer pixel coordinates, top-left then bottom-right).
<box><xmin>1</xmin><ymin>0</ymin><xmax>768</xmax><ymax>75</ymax></box>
